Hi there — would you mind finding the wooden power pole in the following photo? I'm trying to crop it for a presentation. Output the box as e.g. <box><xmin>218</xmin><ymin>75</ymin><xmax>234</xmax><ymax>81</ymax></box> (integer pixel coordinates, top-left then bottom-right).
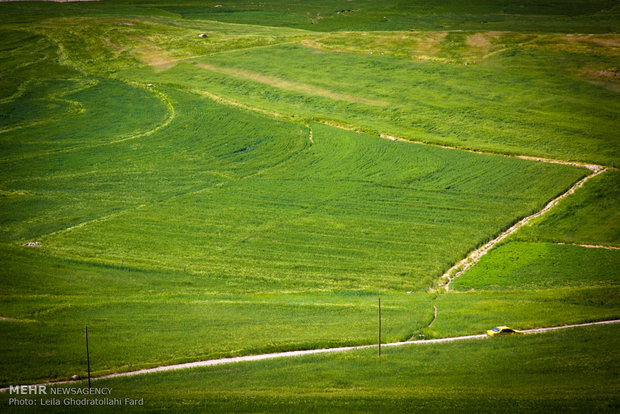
<box><xmin>378</xmin><ymin>297</ymin><xmax>381</xmax><ymax>357</ymax></box>
<box><xmin>85</xmin><ymin>325</ymin><xmax>91</xmax><ymax>388</ymax></box>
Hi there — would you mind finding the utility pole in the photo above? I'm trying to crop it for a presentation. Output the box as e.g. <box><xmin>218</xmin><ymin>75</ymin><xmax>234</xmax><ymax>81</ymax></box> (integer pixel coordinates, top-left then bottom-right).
<box><xmin>378</xmin><ymin>297</ymin><xmax>381</xmax><ymax>357</ymax></box>
<box><xmin>85</xmin><ymin>325</ymin><xmax>91</xmax><ymax>388</ymax></box>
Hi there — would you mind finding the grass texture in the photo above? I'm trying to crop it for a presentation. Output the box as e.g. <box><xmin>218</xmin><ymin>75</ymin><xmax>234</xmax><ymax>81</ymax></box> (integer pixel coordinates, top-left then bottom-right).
<box><xmin>1</xmin><ymin>324</ymin><xmax>617</xmax><ymax>413</ymax></box>
<box><xmin>0</xmin><ymin>0</ymin><xmax>617</xmax><ymax>402</ymax></box>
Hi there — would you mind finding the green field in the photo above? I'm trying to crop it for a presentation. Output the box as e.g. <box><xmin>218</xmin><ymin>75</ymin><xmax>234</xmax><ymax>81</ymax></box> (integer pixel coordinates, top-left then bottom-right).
<box><xmin>1</xmin><ymin>0</ymin><xmax>619</xmax><ymax>412</ymax></box>
<box><xmin>1</xmin><ymin>324</ymin><xmax>618</xmax><ymax>413</ymax></box>
<box><xmin>515</xmin><ymin>169</ymin><xmax>620</xmax><ymax>247</ymax></box>
<box><xmin>441</xmin><ymin>167</ymin><xmax>620</xmax><ymax>339</ymax></box>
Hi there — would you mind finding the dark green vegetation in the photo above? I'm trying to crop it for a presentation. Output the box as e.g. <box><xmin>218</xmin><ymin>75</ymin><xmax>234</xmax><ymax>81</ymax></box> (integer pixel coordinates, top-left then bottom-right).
<box><xmin>115</xmin><ymin>0</ymin><xmax>620</xmax><ymax>33</ymax></box>
<box><xmin>2</xmin><ymin>324</ymin><xmax>618</xmax><ymax>413</ymax></box>
<box><xmin>0</xmin><ymin>0</ymin><xmax>618</xmax><ymax>411</ymax></box>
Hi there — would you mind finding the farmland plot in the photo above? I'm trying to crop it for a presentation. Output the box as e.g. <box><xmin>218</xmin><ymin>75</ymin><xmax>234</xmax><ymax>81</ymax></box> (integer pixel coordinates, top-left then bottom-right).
<box><xmin>0</xmin><ymin>0</ymin><xmax>617</xmax><ymax>393</ymax></box>
<box><xmin>0</xmin><ymin>76</ymin><xmax>587</xmax><ymax>382</ymax></box>
<box><xmin>434</xmin><ymin>171</ymin><xmax>620</xmax><ymax>339</ymax></box>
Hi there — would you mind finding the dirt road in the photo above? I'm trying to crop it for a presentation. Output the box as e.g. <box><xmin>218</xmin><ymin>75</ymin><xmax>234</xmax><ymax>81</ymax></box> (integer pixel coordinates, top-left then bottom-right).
<box><xmin>2</xmin><ymin>319</ymin><xmax>617</xmax><ymax>392</ymax></box>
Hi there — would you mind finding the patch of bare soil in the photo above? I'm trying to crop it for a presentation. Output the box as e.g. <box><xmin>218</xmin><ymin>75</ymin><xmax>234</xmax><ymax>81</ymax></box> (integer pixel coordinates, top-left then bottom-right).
<box><xmin>135</xmin><ymin>46</ymin><xmax>179</xmax><ymax>72</ymax></box>
<box><xmin>566</xmin><ymin>34</ymin><xmax>620</xmax><ymax>48</ymax></box>
<box><xmin>582</xmin><ymin>69</ymin><xmax>620</xmax><ymax>79</ymax></box>
<box><xmin>414</xmin><ymin>32</ymin><xmax>447</xmax><ymax>60</ymax></box>
<box><xmin>579</xmin><ymin>67</ymin><xmax>620</xmax><ymax>92</ymax></box>
<box><xmin>466</xmin><ymin>33</ymin><xmax>492</xmax><ymax>48</ymax></box>
<box><xmin>196</xmin><ymin>63</ymin><xmax>388</xmax><ymax>106</ymax></box>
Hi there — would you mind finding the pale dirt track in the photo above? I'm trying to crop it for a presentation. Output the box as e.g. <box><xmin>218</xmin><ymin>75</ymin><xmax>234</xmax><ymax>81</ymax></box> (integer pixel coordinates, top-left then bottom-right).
<box><xmin>2</xmin><ymin>319</ymin><xmax>618</xmax><ymax>392</ymax></box>
<box><xmin>554</xmin><ymin>242</ymin><xmax>620</xmax><ymax>250</ymax></box>
<box><xmin>441</xmin><ymin>166</ymin><xmax>608</xmax><ymax>291</ymax></box>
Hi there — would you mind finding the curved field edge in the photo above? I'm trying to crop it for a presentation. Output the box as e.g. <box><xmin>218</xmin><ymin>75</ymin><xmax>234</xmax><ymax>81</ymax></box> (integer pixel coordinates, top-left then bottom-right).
<box><xmin>4</xmin><ymin>9</ymin><xmax>617</xmax><ymax>164</ymax></box>
<box><xmin>437</xmin><ymin>168</ymin><xmax>619</xmax><ymax>339</ymax></box>
<box><xmin>35</xmin><ymin>112</ymin><xmax>589</xmax><ymax>291</ymax></box>
<box><xmin>0</xmin><ymin>90</ymin><xmax>592</xmax><ymax>384</ymax></box>
<box><xmin>0</xmin><ymin>0</ymin><xmax>617</xmax><ymax>390</ymax></box>
<box><xmin>442</xmin><ymin>167</ymin><xmax>606</xmax><ymax>291</ymax></box>
<box><xmin>513</xmin><ymin>169</ymin><xmax>620</xmax><ymax>247</ymax></box>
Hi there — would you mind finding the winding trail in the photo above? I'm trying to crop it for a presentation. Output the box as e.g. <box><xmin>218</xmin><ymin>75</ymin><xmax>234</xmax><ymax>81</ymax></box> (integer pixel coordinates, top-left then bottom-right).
<box><xmin>2</xmin><ymin>319</ymin><xmax>617</xmax><ymax>392</ymax></box>
<box><xmin>427</xmin><ymin>305</ymin><xmax>438</xmax><ymax>328</ymax></box>
<box><xmin>441</xmin><ymin>166</ymin><xmax>607</xmax><ymax>291</ymax></box>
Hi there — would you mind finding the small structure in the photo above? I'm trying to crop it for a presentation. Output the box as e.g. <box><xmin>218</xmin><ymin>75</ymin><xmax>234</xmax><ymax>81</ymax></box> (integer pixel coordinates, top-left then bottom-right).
<box><xmin>199</xmin><ymin>33</ymin><xmax>207</xmax><ymax>38</ymax></box>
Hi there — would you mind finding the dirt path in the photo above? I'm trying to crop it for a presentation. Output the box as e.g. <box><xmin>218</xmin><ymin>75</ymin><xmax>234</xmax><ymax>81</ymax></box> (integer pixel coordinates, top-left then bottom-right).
<box><xmin>441</xmin><ymin>166</ymin><xmax>607</xmax><ymax>291</ymax></box>
<box><xmin>427</xmin><ymin>305</ymin><xmax>438</xmax><ymax>328</ymax></box>
<box><xmin>554</xmin><ymin>242</ymin><xmax>620</xmax><ymax>250</ymax></box>
<box><xmin>2</xmin><ymin>319</ymin><xmax>617</xmax><ymax>392</ymax></box>
<box><xmin>0</xmin><ymin>316</ymin><xmax>26</xmax><ymax>322</ymax></box>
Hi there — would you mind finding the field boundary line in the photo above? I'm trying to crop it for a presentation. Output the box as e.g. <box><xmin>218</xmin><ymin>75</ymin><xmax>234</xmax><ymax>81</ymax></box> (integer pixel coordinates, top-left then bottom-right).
<box><xmin>441</xmin><ymin>167</ymin><xmax>607</xmax><ymax>291</ymax></box>
<box><xmin>553</xmin><ymin>242</ymin><xmax>620</xmax><ymax>250</ymax></box>
<box><xmin>190</xmin><ymin>88</ymin><xmax>295</xmax><ymax>122</ymax></box>
<box><xmin>0</xmin><ymin>78</ymin><xmax>96</xmax><ymax>137</ymax></box>
<box><xmin>427</xmin><ymin>305</ymin><xmax>438</xmax><ymax>328</ymax></box>
<box><xmin>0</xmin><ymin>82</ymin><xmax>175</xmax><ymax>164</ymax></box>
<box><xmin>312</xmin><ymin>120</ymin><xmax>608</xmax><ymax>292</ymax></box>
<box><xmin>376</xmin><ymin>131</ymin><xmax>604</xmax><ymax>172</ymax></box>
<box><xmin>315</xmin><ymin>119</ymin><xmax>605</xmax><ymax>172</ymax></box>
<box><xmin>2</xmin><ymin>319</ymin><xmax>618</xmax><ymax>392</ymax></box>
<box><xmin>184</xmin><ymin>88</ymin><xmax>604</xmax><ymax>175</ymax></box>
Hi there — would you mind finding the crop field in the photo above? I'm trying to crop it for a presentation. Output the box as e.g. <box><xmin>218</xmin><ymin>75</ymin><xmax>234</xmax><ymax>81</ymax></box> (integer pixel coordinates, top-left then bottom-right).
<box><xmin>440</xmin><ymin>169</ymin><xmax>620</xmax><ymax>339</ymax></box>
<box><xmin>1</xmin><ymin>324</ymin><xmax>618</xmax><ymax>413</ymax></box>
<box><xmin>1</xmin><ymin>0</ymin><xmax>619</xmax><ymax>412</ymax></box>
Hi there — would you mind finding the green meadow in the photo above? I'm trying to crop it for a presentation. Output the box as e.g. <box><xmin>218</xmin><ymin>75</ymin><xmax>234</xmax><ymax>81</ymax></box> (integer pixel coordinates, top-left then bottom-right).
<box><xmin>0</xmin><ymin>0</ymin><xmax>618</xmax><ymax>412</ymax></box>
<box><xmin>1</xmin><ymin>324</ymin><xmax>618</xmax><ymax>413</ymax></box>
<box><xmin>440</xmin><ymin>168</ymin><xmax>620</xmax><ymax>339</ymax></box>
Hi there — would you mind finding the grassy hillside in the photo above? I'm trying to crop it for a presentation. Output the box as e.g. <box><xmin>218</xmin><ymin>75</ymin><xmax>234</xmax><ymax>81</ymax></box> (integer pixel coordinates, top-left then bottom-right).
<box><xmin>2</xmin><ymin>5</ymin><xmax>617</xmax><ymax>163</ymax></box>
<box><xmin>0</xmin><ymin>93</ymin><xmax>588</xmax><ymax>383</ymax></box>
<box><xmin>0</xmin><ymin>0</ymin><xmax>618</xmax><ymax>407</ymax></box>
<box><xmin>117</xmin><ymin>0</ymin><xmax>620</xmax><ymax>33</ymax></box>
<box><xmin>0</xmin><ymin>242</ymin><xmax>436</xmax><ymax>385</ymax></box>
<box><xmin>440</xmin><ymin>168</ymin><xmax>620</xmax><ymax>339</ymax></box>
<box><xmin>515</xmin><ymin>170</ymin><xmax>620</xmax><ymax>246</ymax></box>
<box><xmin>2</xmin><ymin>324</ymin><xmax>617</xmax><ymax>413</ymax></box>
